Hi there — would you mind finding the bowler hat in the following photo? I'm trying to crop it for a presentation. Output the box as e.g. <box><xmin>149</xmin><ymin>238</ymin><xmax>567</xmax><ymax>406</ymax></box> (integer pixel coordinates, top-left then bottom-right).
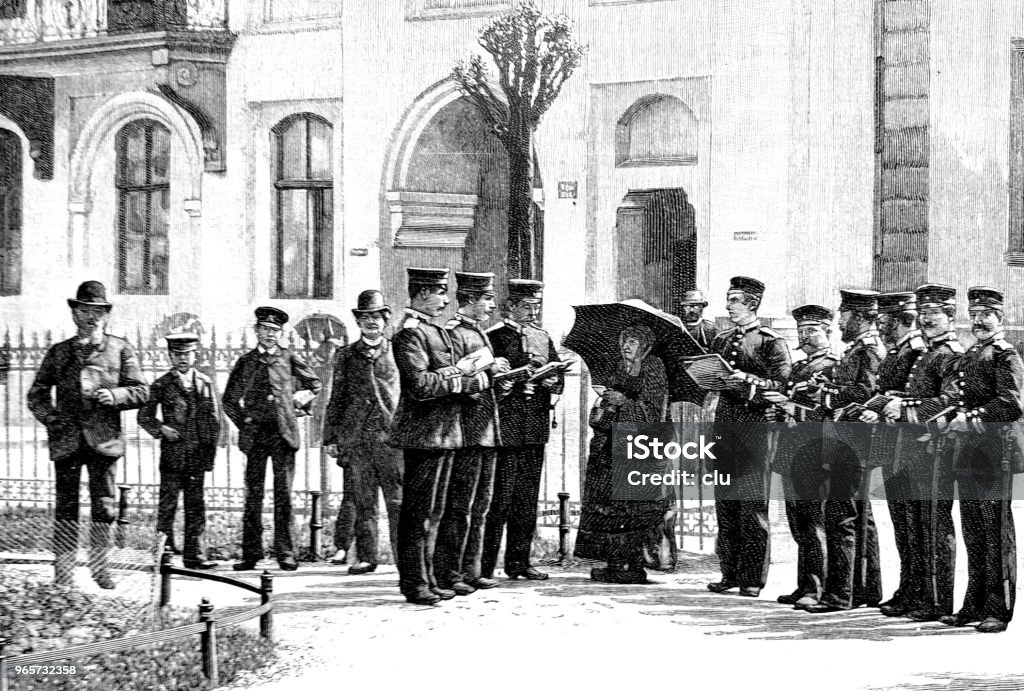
<box><xmin>165</xmin><ymin>332</ymin><xmax>199</xmax><ymax>352</ymax></box>
<box><xmin>352</xmin><ymin>290</ymin><xmax>391</xmax><ymax>316</ymax></box>
<box><xmin>680</xmin><ymin>290</ymin><xmax>708</xmax><ymax>306</ymax></box>
<box><xmin>68</xmin><ymin>281</ymin><xmax>112</xmax><ymax>310</ymax></box>
<box><xmin>728</xmin><ymin>276</ymin><xmax>765</xmax><ymax>298</ymax></box>
<box><xmin>255</xmin><ymin>306</ymin><xmax>289</xmax><ymax>329</ymax></box>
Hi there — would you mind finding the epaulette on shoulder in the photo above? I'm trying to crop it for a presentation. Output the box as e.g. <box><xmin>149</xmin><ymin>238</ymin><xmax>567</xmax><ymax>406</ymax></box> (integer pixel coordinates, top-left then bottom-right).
<box><xmin>758</xmin><ymin>326</ymin><xmax>784</xmax><ymax>339</ymax></box>
<box><xmin>717</xmin><ymin>326</ymin><xmax>737</xmax><ymax>339</ymax></box>
<box><xmin>909</xmin><ymin>335</ymin><xmax>927</xmax><ymax>351</ymax></box>
<box><xmin>993</xmin><ymin>339</ymin><xmax>1012</xmax><ymax>352</ymax></box>
<box><xmin>485</xmin><ymin>323</ymin><xmax>506</xmax><ymax>334</ymax></box>
<box><xmin>824</xmin><ymin>353</ymin><xmax>840</xmax><ymax>362</ymax></box>
<box><xmin>444</xmin><ymin>318</ymin><xmax>461</xmax><ymax>330</ymax></box>
<box><xmin>400</xmin><ymin>316</ymin><xmax>421</xmax><ymax>330</ymax></box>
<box><xmin>944</xmin><ymin>340</ymin><xmax>965</xmax><ymax>354</ymax></box>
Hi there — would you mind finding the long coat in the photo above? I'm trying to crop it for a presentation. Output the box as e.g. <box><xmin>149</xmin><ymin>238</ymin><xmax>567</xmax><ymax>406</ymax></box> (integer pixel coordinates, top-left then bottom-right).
<box><xmin>322</xmin><ymin>338</ymin><xmax>400</xmax><ymax>448</ymax></box>
<box><xmin>447</xmin><ymin>315</ymin><xmax>501</xmax><ymax>447</ymax></box>
<box><xmin>222</xmin><ymin>348</ymin><xmax>321</xmax><ymax>452</ymax></box>
<box><xmin>138</xmin><ymin>369</ymin><xmax>221</xmax><ymax>473</ymax></box>
<box><xmin>27</xmin><ymin>334</ymin><xmax>149</xmax><ymax>461</ymax></box>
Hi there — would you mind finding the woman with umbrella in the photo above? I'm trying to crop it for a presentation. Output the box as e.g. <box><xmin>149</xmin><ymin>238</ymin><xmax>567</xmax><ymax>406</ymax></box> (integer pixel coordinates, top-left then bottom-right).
<box><xmin>573</xmin><ymin>323</ymin><xmax>672</xmax><ymax>584</ymax></box>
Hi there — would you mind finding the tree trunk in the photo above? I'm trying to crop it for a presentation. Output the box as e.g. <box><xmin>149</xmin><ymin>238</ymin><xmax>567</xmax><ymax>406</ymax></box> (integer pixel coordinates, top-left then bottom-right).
<box><xmin>506</xmin><ymin>112</ymin><xmax>533</xmax><ymax>279</ymax></box>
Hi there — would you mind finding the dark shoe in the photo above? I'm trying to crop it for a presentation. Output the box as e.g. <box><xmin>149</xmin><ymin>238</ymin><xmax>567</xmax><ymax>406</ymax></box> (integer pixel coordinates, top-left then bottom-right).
<box><xmin>880</xmin><ymin>601</ymin><xmax>914</xmax><ymax>617</ymax></box>
<box><xmin>430</xmin><ymin>587</ymin><xmax>456</xmax><ymax>600</ymax></box>
<box><xmin>405</xmin><ymin>589</ymin><xmax>441</xmax><ymax>605</ymax></box>
<box><xmin>852</xmin><ymin>599</ymin><xmax>881</xmax><ymax>608</ymax></box>
<box><xmin>183</xmin><ymin>560</ymin><xmax>218</xmax><ymax>570</ymax></box>
<box><xmin>278</xmin><ymin>558</ymin><xmax>298</xmax><ymax>571</ymax></box>
<box><xmin>707</xmin><ymin>580</ymin><xmax>738</xmax><ymax>594</ymax></box>
<box><xmin>348</xmin><ymin>562</ymin><xmax>377</xmax><ymax>575</ymax></box>
<box><xmin>802</xmin><ymin>602</ymin><xmax>849</xmax><ymax>614</ymax></box>
<box><xmin>451</xmin><ymin>582</ymin><xmax>476</xmax><ymax>596</ymax></box>
<box><xmin>93</xmin><ymin>573</ymin><xmax>115</xmax><ymax>590</ymax></box>
<box><xmin>329</xmin><ymin>548</ymin><xmax>347</xmax><ymax>565</ymax></box>
<box><xmin>738</xmin><ymin>587</ymin><xmax>761</xmax><ymax>598</ymax></box>
<box><xmin>591</xmin><ymin>567</ymin><xmax>611</xmax><ymax>583</ymax></box>
<box><xmin>793</xmin><ymin>595</ymin><xmax>819</xmax><ymax>609</ymax></box>
<box><xmin>466</xmin><ymin>577</ymin><xmax>499</xmax><ymax>589</ymax></box>
<box><xmin>507</xmin><ymin>566</ymin><xmax>548</xmax><ymax>581</ymax></box>
<box><xmin>905</xmin><ymin>609</ymin><xmax>943</xmax><ymax>622</ymax></box>
<box><xmin>975</xmin><ymin>617</ymin><xmax>1008</xmax><ymax>633</ymax></box>
<box><xmin>940</xmin><ymin>611</ymin><xmax>981</xmax><ymax>627</ymax></box>
<box><xmin>233</xmin><ymin>560</ymin><xmax>259</xmax><ymax>571</ymax></box>
<box><xmin>777</xmin><ymin>590</ymin><xmax>803</xmax><ymax>605</ymax></box>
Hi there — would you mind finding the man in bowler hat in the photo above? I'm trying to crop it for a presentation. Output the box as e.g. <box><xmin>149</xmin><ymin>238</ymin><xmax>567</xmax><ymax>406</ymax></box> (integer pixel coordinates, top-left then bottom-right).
<box><xmin>390</xmin><ymin>268</ymin><xmax>498</xmax><ymax>605</ymax></box>
<box><xmin>223</xmin><ymin>306</ymin><xmax>321</xmax><ymax>571</ymax></box>
<box><xmin>482</xmin><ymin>279</ymin><xmax>564</xmax><ymax>581</ymax></box>
<box><xmin>138</xmin><ymin>332</ymin><xmax>221</xmax><ymax>569</ymax></box>
<box><xmin>679</xmin><ymin>289</ymin><xmax>717</xmax><ymax>350</ymax></box>
<box><xmin>28</xmin><ymin>281</ymin><xmax>149</xmax><ymax>588</ymax></box>
<box><xmin>324</xmin><ymin>290</ymin><xmax>403</xmax><ymax>575</ymax></box>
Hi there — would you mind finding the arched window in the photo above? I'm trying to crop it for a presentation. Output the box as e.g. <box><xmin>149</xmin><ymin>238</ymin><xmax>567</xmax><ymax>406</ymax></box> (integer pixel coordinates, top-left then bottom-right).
<box><xmin>271</xmin><ymin>113</ymin><xmax>334</xmax><ymax>299</ymax></box>
<box><xmin>116</xmin><ymin>119</ymin><xmax>171</xmax><ymax>294</ymax></box>
<box><xmin>0</xmin><ymin>128</ymin><xmax>22</xmax><ymax>296</ymax></box>
<box><xmin>616</xmin><ymin>95</ymin><xmax>698</xmax><ymax>167</ymax></box>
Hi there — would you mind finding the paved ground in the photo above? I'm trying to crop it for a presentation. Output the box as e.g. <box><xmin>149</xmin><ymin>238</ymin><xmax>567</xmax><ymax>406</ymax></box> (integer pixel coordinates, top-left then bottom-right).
<box><xmin>166</xmin><ymin>502</ymin><xmax>1024</xmax><ymax>691</ymax></box>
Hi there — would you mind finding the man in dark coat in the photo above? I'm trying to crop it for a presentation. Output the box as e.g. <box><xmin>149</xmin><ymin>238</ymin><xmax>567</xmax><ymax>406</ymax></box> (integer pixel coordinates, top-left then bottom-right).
<box><xmin>27</xmin><ymin>280</ymin><xmax>149</xmax><ymax>588</ymax></box>
<box><xmin>324</xmin><ymin>290</ymin><xmax>403</xmax><ymax>575</ymax></box>
<box><xmin>680</xmin><ymin>289</ymin><xmax>718</xmax><ymax>350</ymax></box>
<box><xmin>799</xmin><ymin>289</ymin><xmax>884</xmax><ymax>613</ymax></box>
<box><xmin>706</xmin><ymin>276</ymin><xmax>792</xmax><ymax>598</ymax></box>
<box><xmin>138</xmin><ymin>332</ymin><xmax>220</xmax><ymax>570</ymax></box>
<box><xmin>936</xmin><ymin>287</ymin><xmax>1023</xmax><ymax>633</ymax></box>
<box><xmin>223</xmin><ymin>306</ymin><xmax>321</xmax><ymax>571</ymax></box>
<box><xmin>391</xmin><ymin>268</ymin><xmax>497</xmax><ymax>605</ymax></box>
<box><xmin>482</xmin><ymin>279</ymin><xmax>564</xmax><ymax>581</ymax></box>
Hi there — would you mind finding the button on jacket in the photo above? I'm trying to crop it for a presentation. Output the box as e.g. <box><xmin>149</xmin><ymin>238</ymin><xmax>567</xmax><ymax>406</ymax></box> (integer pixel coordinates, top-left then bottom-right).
<box><xmin>322</xmin><ymin>338</ymin><xmax>400</xmax><ymax>449</ymax></box>
<box><xmin>138</xmin><ymin>369</ymin><xmax>221</xmax><ymax>474</ymax></box>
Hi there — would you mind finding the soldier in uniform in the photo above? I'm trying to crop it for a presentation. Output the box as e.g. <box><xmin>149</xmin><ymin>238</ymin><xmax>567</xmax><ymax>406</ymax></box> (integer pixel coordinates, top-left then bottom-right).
<box><xmin>706</xmin><ymin>276</ymin><xmax>792</xmax><ymax>598</ymax></box>
<box><xmin>859</xmin><ymin>291</ymin><xmax>926</xmax><ymax>616</ymax></box>
<box><xmin>679</xmin><ymin>289</ymin><xmax>717</xmax><ymax>350</ymax></box>
<box><xmin>138</xmin><ymin>332</ymin><xmax>220</xmax><ymax>570</ymax></box>
<box><xmin>870</xmin><ymin>284</ymin><xmax>963</xmax><ymax>621</ymax></box>
<box><xmin>936</xmin><ymin>287</ymin><xmax>1022</xmax><ymax>633</ymax></box>
<box><xmin>323</xmin><ymin>290</ymin><xmax>403</xmax><ymax>575</ymax></box>
<box><xmin>391</xmin><ymin>268</ymin><xmax>496</xmax><ymax>605</ymax></box>
<box><xmin>799</xmin><ymin>289</ymin><xmax>884</xmax><ymax>613</ymax></box>
<box><xmin>482</xmin><ymin>279</ymin><xmax>564</xmax><ymax>581</ymax></box>
<box><xmin>224</xmin><ymin>307</ymin><xmax>322</xmax><ymax>572</ymax></box>
<box><xmin>435</xmin><ymin>272</ymin><xmax>512</xmax><ymax>595</ymax></box>
<box><xmin>28</xmin><ymin>281</ymin><xmax>149</xmax><ymax>588</ymax></box>
<box><xmin>762</xmin><ymin>304</ymin><xmax>837</xmax><ymax>608</ymax></box>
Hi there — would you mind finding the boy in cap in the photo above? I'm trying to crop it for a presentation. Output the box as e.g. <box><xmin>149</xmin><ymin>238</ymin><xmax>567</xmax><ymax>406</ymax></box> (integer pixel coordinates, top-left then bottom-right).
<box><xmin>28</xmin><ymin>280</ymin><xmax>149</xmax><ymax>588</ymax></box>
<box><xmin>679</xmin><ymin>289</ymin><xmax>717</xmax><ymax>350</ymax></box>
<box><xmin>138</xmin><ymin>333</ymin><xmax>221</xmax><ymax>569</ymax></box>
<box><xmin>223</xmin><ymin>306</ymin><xmax>321</xmax><ymax>571</ymax></box>
<box><xmin>324</xmin><ymin>290</ymin><xmax>403</xmax><ymax>575</ymax></box>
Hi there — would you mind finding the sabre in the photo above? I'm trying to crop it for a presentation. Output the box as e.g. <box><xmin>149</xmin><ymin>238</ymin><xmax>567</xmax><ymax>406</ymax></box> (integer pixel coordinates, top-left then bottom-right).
<box><xmin>858</xmin><ymin>425</ymin><xmax>877</xmax><ymax>592</ymax></box>
<box><xmin>1001</xmin><ymin>431</ymin><xmax>1014</xmax><ymax>614</ymax></box>
<box><xmin>926</xmin><ymin>436</ymin><xmax>945</xmax><ymax>610</ymax></box>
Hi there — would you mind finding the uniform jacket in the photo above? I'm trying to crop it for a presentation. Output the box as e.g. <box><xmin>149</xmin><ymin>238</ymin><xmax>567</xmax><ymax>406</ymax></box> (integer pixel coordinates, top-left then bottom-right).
<box><xmin>488</xmin><ymin>319</ymin><xmax>564</xmax><ymax>447</ymax></box>
<box><xmin>322</xmin><ymin>338</ymin><xmax>400</xmax><ymax>448</ymax></box>
<box><xmin>774</xmin><ymin>347</ymin><xmax>837</xmax><ymax>475</ymax></box>
<box><xmin>389</xmin><ymin>309</ymin><xmax>490</xmax><ymax>450</ymax></box>
<box><xmin>824</xmin><ymin>330</ymin><xmax>885</xmax><ymax>415</ymax></box>
<box><xmin>448</xmin><ymin>313</ymin><xmax>502</xmax><ymax>447</ymax></box>
<box><xmin>872</xmin><ymin>330</ymin><xmax>929</xmax><ymax>471</ymax></box>
<box><xmin>222</xmin><ymin>347</ymin><xmax>322</xmax><ymax>452</ymax></box>
<box><xmin>27</xmin><ymin>334</ymin><xmax>149</xmax><ymax>461</ymax></box>
<box><xmin>710</xmin><ymin>319</ymin><xmax>792</xmax><ymax>422</ymax></box>
<box><xmin>685</xmin><ymin>319</ymin><xmax>718</xmax><ymax>351</ymax></box>
<box><xmin>138</xmin><ymin>369</ymin><xmax>221</xmax><ymax>474</ymax></box>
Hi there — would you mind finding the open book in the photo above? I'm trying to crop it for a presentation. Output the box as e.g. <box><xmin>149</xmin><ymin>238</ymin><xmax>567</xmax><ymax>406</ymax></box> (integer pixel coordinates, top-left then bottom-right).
<box><xmin>455</xmin><ymin>347</ymin><xmax>496</xmax><ymax>376</ymax></box>
<box><xmin>681</xmin><ymin>354</ymin><xmax>735</xmax><ymax>391</ymax></box>
<box><xmin>527</xmin><ymin>359</ymin><xmax>573</xmax><ymax>383</ymax></box>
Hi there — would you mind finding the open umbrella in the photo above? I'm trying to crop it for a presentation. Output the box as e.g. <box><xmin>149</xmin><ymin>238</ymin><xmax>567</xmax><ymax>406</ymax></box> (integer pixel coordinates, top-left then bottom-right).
<box><xmin>563</xmin><ymin>299</ymin><xmax>706</xmax><ymax>403</ymax></box>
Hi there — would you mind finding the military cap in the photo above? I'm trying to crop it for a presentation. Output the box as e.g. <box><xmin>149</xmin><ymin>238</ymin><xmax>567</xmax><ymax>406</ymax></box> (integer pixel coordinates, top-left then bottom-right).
<box><xmin>968</xmin><ymin>286</ymin><xmax>1004</xmax><ymax>309</ymax></box>
<box><xmin>914</xmin><ymin>284</ymin><xmax>956</xmax><ymax>309</ymax></box>
<box><xmin>455</xmin><ymin>271</ymin><xmax>495</xmax><ymax>293</ymax></box>
<box><xmin>255</xmin><ymin>306</ymin><xmax>289</xmax><ymax>329</ymax></box>
<box><xmin>508</xmin><ymin>279</ymin><xmax>544</xmax><ymax>301</ymax></box>
<box><xmin>165</xmin><ymin>332</ymin><xmax>199</xmax><ymax>352</ymax></box>
<box><xmin>878</xmin><ymin>291</ymin><xmax>918</xmax><ymax>314</ymax></box>
<box><xmin>838</xmin><ymin>289</ymin><xmax>879</xmax><ymax>313</ymax></box>
<box><xmin>792</xmin><ymin>304</ymin><xmax>834</xmax><ymax>325</ymax></box>
<box><xmin>728</xmin><ymin>276</ymin><xmax>765</xmax><ymax>298</ymax></box>
<box><xmin>407</xmin><ymin>267</ymin><xmax>449</xmax><ymax>287</ymax></box>
<box><xmin>680</xmin><ymin>289</ymin><xmax>708</xmax><ymax>306</ymax></box>
<box><xmin>352</xmin><ymin>289</ymin><xmax>390</xmax><ymax>315</ymax></box>
<box><xmin>68</xmin><ymin>280</ymin><xmax>113</xmax><ymax>310</ymax></box>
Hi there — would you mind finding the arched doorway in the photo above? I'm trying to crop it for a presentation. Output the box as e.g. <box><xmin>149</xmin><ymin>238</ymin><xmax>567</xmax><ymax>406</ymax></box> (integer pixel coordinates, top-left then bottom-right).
<box><xmin>615</xmin><ymin>188</ymin><xmax>696</xmax><ymax>316</ymax></box>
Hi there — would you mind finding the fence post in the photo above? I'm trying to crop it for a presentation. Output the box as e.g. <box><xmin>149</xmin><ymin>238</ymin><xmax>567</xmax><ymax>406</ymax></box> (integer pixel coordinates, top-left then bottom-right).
<box><xmin>160</xmin><ymin>549</ymin><xmax>173</xmax><ymax>607</ymax></box>
<box><xmin>557</xmin><ymin>492</ymin><xmax>570</xmax><ymax>562</ymax></box>
<box><xmin>0</xmin><ymin>636</ymin><xmax>9</xmax><ymax>691</ymax></box>
<box><xmin>308</xmin><ymin>490</ymin><xmax>323</xmax><ymax>559</ymax></box>
<box><xmin>198</xmin><ymin>598</ymin><xmax>219</xmax><ymax>687</ymax></box>
<box><xmin>115</xmin><ymin>485</ymin><xmax>132</xmax><ymax>548</ymax></box>
<box><xmin>260</xmin><ymin>571</ymin><xmax>274</xmax><ymax>641</ymax></box>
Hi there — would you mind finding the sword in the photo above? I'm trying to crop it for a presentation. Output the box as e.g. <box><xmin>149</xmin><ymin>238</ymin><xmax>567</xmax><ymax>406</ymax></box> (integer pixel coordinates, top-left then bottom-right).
<box><xmin>858</xmin><ymin>425</ymin><xmax>877</xmax><ymax>592</ymax></box>
<box><xmin>1001</xmin><ymin>432</ymin><xmax>1015</xmax><ymax>614</ymax></box>
<box><xmin>926</xmin><ymin>436</ymin><xmax>945</xmax><ymax>610</ymax></box>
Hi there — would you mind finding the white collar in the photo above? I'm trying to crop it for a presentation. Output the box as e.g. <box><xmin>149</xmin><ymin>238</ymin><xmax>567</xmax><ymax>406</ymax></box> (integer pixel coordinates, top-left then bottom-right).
<box><xmin>257</xmin><ymin>344</ymin><xmax>279</xmax><ymax>356</ymax></box>
<box><xmin>361</xmin><ymin>336</ymin><xmax>384</xmax><ymax>348</ymax></box>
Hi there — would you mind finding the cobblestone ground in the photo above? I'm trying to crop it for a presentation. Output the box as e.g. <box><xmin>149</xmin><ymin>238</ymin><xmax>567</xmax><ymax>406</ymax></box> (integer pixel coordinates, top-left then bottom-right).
<box><xmin>157</xmin><ymin>501</ymin><xmax>1024</xmax><ymax>691</ymax></box>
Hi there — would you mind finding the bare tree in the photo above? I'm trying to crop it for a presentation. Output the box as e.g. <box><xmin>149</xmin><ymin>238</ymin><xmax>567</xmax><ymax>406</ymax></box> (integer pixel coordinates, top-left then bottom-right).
<box><xmin>452</xmin><ymin>1</ymin><xmax>584</xmax><ymax>278</ymax></box>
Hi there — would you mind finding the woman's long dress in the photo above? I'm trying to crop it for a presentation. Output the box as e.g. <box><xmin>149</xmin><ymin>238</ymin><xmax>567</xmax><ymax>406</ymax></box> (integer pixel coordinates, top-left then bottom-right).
<box><xmin>574</xmin><ymin>356</ymin><xmax>670</xmax><ymax>564</ymax></box>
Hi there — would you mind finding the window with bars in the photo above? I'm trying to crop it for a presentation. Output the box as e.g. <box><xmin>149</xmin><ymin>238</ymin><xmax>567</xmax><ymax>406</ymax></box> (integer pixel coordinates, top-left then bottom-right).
<box><xmin>115</xmin><ymin>119</ymin><xmax>170</xmax><ymax>295</ymax></box>
<box><xmin>271</xmin><ymin>113</ymin><xmax>334</xmax><ymax>299</ymax></box>
<box><xmin>0</xmin><ymin>128</ymin><xmax>21</xmax><ymax>296</ymax></box>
